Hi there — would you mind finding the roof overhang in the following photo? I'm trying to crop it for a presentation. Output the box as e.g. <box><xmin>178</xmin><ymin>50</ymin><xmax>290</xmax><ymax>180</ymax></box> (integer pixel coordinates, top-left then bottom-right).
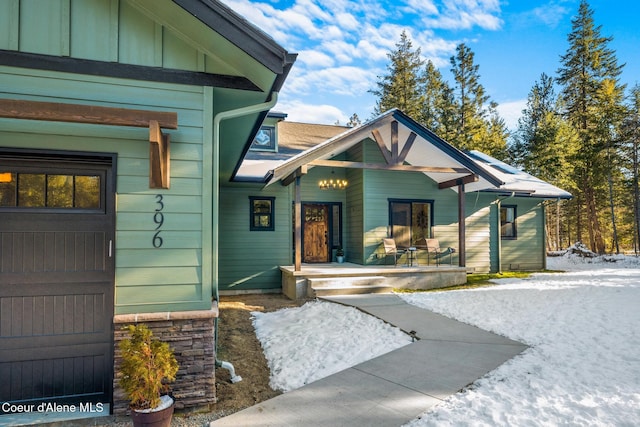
<box><xmin>267</xmin><ymin>109</ymin><xmax>504</xmax><ymax>192</ymax></box>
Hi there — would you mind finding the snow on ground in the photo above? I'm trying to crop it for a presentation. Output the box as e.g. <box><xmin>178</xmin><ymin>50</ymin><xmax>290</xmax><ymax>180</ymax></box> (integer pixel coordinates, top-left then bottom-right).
<box><xmin>252</xmin><ymin>251</ymin><xmax>640</xmax><ymax>426</ymax></box>
<box><xmin>252</xmin><ymin>300</ymin><xmax>412</xmax><ymax>392</ymax></box>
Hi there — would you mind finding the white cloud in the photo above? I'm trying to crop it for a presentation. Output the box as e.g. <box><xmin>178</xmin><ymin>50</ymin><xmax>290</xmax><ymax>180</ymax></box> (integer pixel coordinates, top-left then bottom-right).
<box><xmin>298</xmin><ymin>49</ymin><xmax>335</xmax><ymax>68</ymax></box>
<box><xmin>285</xmin><ymin>66</ymin><xmax>376</xmax><ymax>97</ymax></box>
<box><xmin>275</xmin><ymin>99</ymin><xmax>347</xmax><ymax>125</ymax></box>
<box><xmin>420</xmin><ymin>0</ymin><xmax>503</xmax><ymax>30</ymax></box>
<box><xmin>496</xmin><ymin>99</ymin><xmax>527</xmax><ymax>131</ymax></box>
<box><xmin>530</xmin><ymin>2</ymin><xmax>570</xmax><ymax>28</ymax></box>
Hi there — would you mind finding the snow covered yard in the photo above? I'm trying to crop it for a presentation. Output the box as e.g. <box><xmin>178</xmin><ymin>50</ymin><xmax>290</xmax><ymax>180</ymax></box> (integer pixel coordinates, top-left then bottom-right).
<box><xmin>401</xmin><ymin>254</ymin><xmax>640</xmax><ymax>426</ymax></box>
<box><xmin>252</xmin><ymin>253</ymin><xmax>640</xmax><ymax>426</ymax></box>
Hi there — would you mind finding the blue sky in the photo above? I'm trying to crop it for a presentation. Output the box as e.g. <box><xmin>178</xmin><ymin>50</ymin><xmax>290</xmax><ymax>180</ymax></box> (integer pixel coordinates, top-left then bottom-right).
<box><xmin>226</xmin><ymin>0</ymin><xmax>640</xmax><ymax>130</ymax></box>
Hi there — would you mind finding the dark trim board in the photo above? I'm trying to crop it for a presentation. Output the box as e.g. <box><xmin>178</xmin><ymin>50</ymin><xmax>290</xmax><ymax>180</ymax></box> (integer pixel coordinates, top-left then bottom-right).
<box><xmin>174</xmin><ymin>0</ymin><xmax>297</xmax><ymax>75</ymax></box>
<box><xmin>0</xmin><ymin>50</ymin><xmax>261</xmax><ymax>91</ymax></box>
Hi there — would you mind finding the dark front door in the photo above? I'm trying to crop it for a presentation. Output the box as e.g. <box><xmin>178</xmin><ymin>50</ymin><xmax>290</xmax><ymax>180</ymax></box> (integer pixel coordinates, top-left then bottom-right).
<box><xmin>0</xmin><ymin>152</ymin><xmax>115</xmax><ymax>411</ymax></box>
<box><xmin>303</xmin><ymin>204</ymin><xmax>329</xmax><ymax>263</ymax></box>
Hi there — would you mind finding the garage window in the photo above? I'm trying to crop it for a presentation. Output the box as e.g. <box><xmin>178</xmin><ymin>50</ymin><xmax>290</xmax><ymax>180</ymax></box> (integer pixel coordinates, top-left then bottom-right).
<box><xmin>0</xmin><ymin>171</ymin><xmax>102</xmax><ymax>210</ymax></box>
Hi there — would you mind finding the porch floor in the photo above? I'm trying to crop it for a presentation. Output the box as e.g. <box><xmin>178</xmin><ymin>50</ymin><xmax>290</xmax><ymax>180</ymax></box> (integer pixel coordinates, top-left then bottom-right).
<box><xmin>280</xmin><ymin>262</ymin><xmax>467</xmax><ymax>299</ymax></box>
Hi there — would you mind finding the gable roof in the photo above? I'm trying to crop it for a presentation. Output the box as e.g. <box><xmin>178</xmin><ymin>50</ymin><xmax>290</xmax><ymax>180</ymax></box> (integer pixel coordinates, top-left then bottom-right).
<box><xmin>237</xmin><ymin>109</ymin><xmax>572</xmax><ymax>200</ymax></box>
<box><xmin>265</xmin><ymin>109</ymin><xmax>504</xmax><ymax>191</ymax></box>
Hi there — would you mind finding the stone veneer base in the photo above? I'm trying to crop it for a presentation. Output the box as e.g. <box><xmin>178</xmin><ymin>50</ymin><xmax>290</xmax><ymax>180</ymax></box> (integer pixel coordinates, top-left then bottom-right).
<box><xmin>112</xmin><ymin>304</ymin><xmax>218</xmax><ymax>415</ymax></box>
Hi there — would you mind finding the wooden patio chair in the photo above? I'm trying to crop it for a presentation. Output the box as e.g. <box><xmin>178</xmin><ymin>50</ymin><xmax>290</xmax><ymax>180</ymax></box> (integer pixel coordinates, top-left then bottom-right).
<box><xmin>382</xmin><ymin>238</ymin><xmax>406</xmax><ymax>266</ymax></box>
<box><xmin>415</xmin><ymin>238</ymin><xmax>455</xmax><ymax>266</ymax></box>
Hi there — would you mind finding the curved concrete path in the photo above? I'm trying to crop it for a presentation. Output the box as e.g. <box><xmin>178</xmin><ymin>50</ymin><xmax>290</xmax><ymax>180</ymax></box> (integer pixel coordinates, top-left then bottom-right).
<box><xmin>211</xmin><ymin>294</ymin><xmax>527</xmax><ymax>427</ymax></box>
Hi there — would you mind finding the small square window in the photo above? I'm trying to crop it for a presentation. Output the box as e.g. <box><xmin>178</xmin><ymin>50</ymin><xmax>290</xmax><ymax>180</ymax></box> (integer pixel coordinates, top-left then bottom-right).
<box><xmin>501</xmin><ymin>205</ymin><xmax>517</xmax><ymax>239</ymax></box>
<box><xmin>250</xmin><ymin>197</ymin><xmax>275</xmax><ymax>231</ymax></box>
<box><xmin>250</xmin><ymin>126</ymin><xmax>276</xmax><ymax>151</ymax></box>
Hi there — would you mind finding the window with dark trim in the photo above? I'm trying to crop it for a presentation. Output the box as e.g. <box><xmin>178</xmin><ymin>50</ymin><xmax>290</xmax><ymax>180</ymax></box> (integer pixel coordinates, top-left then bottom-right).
<box><xmin>0</xmin><ymin>169</ymin><xmax>104</xmax><ymax>211</ymax></box>
<box><xmin>501</xmin><ymin>205</ymin><xmax>517</xmax><ymax>239</ymax></box>
<box><xmin>250</xmin><ymin>196</ymin><xmax>275</xmax><ymax>231</ymax></box>
<box><xmin>389</xmin><ymin>199</ymin><xmax>433</xmax><ymax>248</ymax></box>
<box><xmin>250</xmin><ymin>126</ymin><xmax>276</xmax><ymax>151</ymax></box>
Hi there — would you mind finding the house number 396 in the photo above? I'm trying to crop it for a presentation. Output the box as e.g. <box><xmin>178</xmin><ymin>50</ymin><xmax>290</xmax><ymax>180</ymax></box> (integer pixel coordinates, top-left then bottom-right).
<box><xmin>153</xmin><ymin>194</ymin><xmax>164</xmax><ymax>248</ymax></box>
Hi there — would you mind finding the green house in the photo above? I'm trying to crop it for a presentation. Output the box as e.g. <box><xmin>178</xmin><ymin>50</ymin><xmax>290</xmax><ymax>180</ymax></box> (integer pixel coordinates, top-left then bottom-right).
<box><xmin>219</xmin><ymin>109</ymin><xmax>572</xmax><ymax>298</ymax></box>
<box><xmin>0</xmin><ymin>0</ymin><xmax>295</xmax><ymax>417</ymax></box>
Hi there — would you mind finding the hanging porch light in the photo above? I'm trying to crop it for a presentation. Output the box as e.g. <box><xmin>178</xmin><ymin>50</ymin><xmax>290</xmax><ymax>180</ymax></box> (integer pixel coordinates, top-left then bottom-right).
<box><xmin>318</xmin><ymin>170</ymin><xmax>347</xmax><ymax>190</ymax></box>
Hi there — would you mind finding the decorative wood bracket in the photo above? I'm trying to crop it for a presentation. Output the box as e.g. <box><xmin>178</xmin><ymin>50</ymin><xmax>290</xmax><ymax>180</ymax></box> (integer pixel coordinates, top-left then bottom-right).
<box><xmin>281</xmin><ymin>165</ymin><xmax>308</xmax><ymax>186</ymax></box>
<box><xmin>149</xmin><ymin>120</ymin><xmax>171</xmax><ymax>189</ymax></box>
<box><xmin>371</xmin><ymin>120</ymin><xmax>418</xmax><ymax>166</ymax></box>
<box><xmin>0</xmin><ymin>98</ymin><xmax>177</xmax><ymax>189</ymax></box>
<box><xmin>438</xmin><ymin>174</ymin><xmax>478</xmax><ymax>189</ymax></box>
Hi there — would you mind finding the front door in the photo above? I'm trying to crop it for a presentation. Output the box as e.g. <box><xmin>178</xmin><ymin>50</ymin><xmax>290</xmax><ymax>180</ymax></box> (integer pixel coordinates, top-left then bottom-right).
<box><xmin>303</xmin><ymin>204</ymin><xmax>329</xmax><ymax>263</ymax></box>
<box><xmin>0</xmin><ymin>151</ymin><xmax>115</xmax><ymax>411</ymax></box>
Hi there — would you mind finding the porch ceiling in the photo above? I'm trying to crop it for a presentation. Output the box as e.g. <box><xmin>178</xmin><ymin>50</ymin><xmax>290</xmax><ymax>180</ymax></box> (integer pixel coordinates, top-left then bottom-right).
<box><xmin>267</xmin><ymin>109</ymin><xmax>504</xmax><ymax>192</ymax></box>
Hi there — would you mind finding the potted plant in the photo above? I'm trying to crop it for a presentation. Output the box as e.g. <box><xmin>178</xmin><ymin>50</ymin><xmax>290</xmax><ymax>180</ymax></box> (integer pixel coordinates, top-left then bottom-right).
<box><xmin>118</xmin><ymin>324</ymin><xmax>179</xmax><ymax>427</ymax></box>
<box><xmin>336</xmin><ymin>246</ymin><xmax>345</xmax><ymax>263</ymax></box>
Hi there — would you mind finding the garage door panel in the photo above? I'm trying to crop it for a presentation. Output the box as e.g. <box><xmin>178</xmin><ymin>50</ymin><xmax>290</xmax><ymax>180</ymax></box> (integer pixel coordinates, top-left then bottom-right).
<box><xmin>1</xmin><ymin>286</ymin><xmax>110</xmax><ymax>340</ymax></box>
<box><xmin>1</xmin><ymin>230</ymin><xmax>108</xmax><ymax>275</ymax></box>
<box><xmin>0</xmin><ymin>344</ymin><xmax>110</xmax><ymax>408</ymax></box>
<box><xmin>0</xmin><ymin>153</ymin><xmax>114</xmax><ymax>409</ymax></box>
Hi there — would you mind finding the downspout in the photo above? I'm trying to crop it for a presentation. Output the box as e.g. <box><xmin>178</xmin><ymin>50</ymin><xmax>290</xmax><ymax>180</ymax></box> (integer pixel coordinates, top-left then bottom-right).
<box><xmin>496</xmin><ymin>192</ymin><xmax>515</xmax><ymax>274</ymax></box>
<box><xmin>212</xmin><ymin>92</ymin><xmax>278</xmax><ymax>383</ymax></box>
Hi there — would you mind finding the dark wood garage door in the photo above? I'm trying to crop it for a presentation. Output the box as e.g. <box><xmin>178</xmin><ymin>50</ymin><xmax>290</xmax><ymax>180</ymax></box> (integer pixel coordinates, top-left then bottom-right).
<box><xmin>0</xmin><ymin>151</ymin><xmax>115</xmax><ymax>411</ymax></box>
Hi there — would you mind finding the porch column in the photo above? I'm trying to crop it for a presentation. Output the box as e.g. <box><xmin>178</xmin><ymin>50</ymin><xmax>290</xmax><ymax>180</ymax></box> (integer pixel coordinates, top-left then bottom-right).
<box><xmin>458</xmin><ymin>183</ymin><xmax>466</xmax><ymax>267</ymax></box>
<box><xmin>294</xmin><ymin>176</ymin><xmax>302</xmax><ymax>271</ymax></box>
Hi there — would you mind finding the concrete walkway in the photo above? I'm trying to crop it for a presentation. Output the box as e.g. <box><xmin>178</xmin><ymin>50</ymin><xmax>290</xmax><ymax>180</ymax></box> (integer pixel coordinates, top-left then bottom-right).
<box><xmin>211</xmin><ymin>294</ymin><xmax>527</xmax><ymax>427</ymax></box>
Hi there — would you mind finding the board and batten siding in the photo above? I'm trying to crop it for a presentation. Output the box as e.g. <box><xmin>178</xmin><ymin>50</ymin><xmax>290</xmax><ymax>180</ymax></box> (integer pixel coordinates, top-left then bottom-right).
<box><xmin>218</xmin><ymin>185</ymin><xmax>291</xmax><ymax>292</ymax></box>
<box><xmin>1</xmin><ymin>0</ymin><xmax>232</xmax><ymax>75</ymax></box>
<box><xmin>0</xmin><ymin>66</ymin><xmax>215</xmax><ymax>314</ymax></box>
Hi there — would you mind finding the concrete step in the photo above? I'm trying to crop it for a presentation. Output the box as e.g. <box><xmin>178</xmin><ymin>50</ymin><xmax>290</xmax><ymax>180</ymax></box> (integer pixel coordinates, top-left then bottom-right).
<box><xmin>308</xmin><ymin>276</ymin><xmax>394</xmax><ymax>297</ymax></box>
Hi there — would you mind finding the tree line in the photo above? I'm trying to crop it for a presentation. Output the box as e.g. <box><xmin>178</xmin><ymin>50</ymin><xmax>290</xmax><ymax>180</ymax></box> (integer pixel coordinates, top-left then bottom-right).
<box><xmin>368</xmin><ymin>0</ymin><xmax>640</xmax><ymax>254</ymax></box>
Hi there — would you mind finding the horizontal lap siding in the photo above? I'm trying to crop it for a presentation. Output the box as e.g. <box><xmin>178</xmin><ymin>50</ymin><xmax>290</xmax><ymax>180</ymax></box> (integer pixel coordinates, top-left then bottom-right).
<box><xmin>501</xmin><ymin>200</ymin><xmax>545</xmax><ymax>271</ymax></box>
<box><xmin>218</xmin><ymin>186</ymin><xmax>291</xmax><ymax>292</ymax></box>
<box><xmin>0</xmin><ymin>67</ymin><xmax>212</xmax><ymax>313</ymax></box>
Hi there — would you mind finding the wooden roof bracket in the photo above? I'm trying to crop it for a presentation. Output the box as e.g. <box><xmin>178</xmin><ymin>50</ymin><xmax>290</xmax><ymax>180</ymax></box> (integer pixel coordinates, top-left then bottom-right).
<box><xmin>0</xmin><ymin>98</ymin><xmax>178</xmax><ymax>189</ymax></box>
<box><xmin>438</xmin><ymin>174</ymin><xmax>478</xmax><ymax>190</ymax></box>
<box><xmin>281</xmin><ymin>165</ymin><xmax>308</xmax><ymax>186</ymax></box>
<box><xmin>149</xmin><ymin>120</ymin><xmax>170</xmax><ymax>189</ymax></box>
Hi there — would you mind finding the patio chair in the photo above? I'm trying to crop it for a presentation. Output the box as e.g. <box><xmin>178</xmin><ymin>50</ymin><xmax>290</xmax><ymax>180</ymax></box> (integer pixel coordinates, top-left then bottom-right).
<box><xmin>415</xmin><ymin>238</ymin><xmax>455</xmax><ymax>266</ymax></box>
<box><xmin>382</xmin><ymin>238</ymin><xmax>406</xmax><ymax>266</ymax></box>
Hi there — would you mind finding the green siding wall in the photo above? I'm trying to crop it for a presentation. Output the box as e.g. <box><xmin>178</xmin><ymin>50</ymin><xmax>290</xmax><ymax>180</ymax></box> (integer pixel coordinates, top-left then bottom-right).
<box><xmin>0</xmin><ymin>66</ymin><xmax>214</xmax><ymax>314</ymax></box>
<box><xmin>0</xmin><ymin>0</ymin><xmax>258</xmax><ymax>76</ymax></box>
<box><xmin>218</xmin><ymin>185</ymin><xmax>292</xmax><ymax>292</ymax></box>
<box><xmin>498</xmin><ymin>199</ymin><xmax>546</xmax><ymax>271</ymax></box>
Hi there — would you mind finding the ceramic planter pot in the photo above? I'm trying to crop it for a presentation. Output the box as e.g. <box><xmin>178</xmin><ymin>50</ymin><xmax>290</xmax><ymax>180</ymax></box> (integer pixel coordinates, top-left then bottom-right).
<box><xmin>130</xmin><ymin>396</ymin><xmax>174</xmax><ymax>427</ymax></box>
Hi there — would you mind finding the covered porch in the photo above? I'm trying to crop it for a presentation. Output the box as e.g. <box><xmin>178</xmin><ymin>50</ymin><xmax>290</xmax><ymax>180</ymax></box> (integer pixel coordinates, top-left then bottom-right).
<box><xmin>281</xmin><ymin>262</ymin><xmax>467</xmax><ymax>299</ymax></box>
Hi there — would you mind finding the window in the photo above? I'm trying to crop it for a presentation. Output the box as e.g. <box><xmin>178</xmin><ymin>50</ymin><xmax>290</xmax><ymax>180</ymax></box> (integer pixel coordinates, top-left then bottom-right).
<box><xmin>250</xmin><ymin>196</ymin><xmax>275</xmax><ymax>231</ymax></box>
<box><xmin>389</xmin><ymin>199</ymin><xmax>433</xmax><ymax>248</ymax></box>
<box><xmin>0</xmin><ymin>171</ymin><xmax>102</xmax><ymax>210</ymax></box>
<box><xmin>250</xmin><ymin>126</ymin><xmax>276</xmax><ymax>151</ymax></box>
<box><xmin>501</xmin><ymin>205</ymin><xmax>517</xmax><ymax>239</ymax></box>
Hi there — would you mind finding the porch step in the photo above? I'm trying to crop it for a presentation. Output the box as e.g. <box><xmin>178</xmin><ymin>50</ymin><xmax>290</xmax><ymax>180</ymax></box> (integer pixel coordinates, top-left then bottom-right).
<box><xmin>308</xmin><ymin>276</ymin><xmax>394</xmax><ymax>297</ymax></box>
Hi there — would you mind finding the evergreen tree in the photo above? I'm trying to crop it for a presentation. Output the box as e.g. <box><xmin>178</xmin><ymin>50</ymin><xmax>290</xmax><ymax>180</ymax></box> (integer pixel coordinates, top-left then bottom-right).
<box><xmin>621</xmin><ymin>85</ymin><xmax>640</xmax><ymax>252</ymax></box>
<box><xmin>512</xmin><ymin>73</ymin><xmax>576</xmax><ymax>184</ymax></box>
<box><xmin>449</xmin><ymin>43</ymin><xmax>489</xmax><ymax>150</ymax></box>
<box><xmin>556</xmin><ymin>0</ymin><xmax>625</xmax><ymax>253</ymax></box>
<box><xmin>370</xmin><ymin>31</ymin><xmax>424</xmax><ymax>119</ymax></box>
<box><xmin>346</xmin><ymin>113</ymin><xmax>362</xmax><ymax>128</ymax></box>
<box><xmin>449</xmin><ymin>43</ymin><xmax>507</xmax><ymax>157</ymax></box>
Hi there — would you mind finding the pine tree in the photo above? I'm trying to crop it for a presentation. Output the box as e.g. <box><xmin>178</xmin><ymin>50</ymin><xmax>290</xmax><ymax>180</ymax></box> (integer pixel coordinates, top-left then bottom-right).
<box><xmin>370</xmin><ymin>31</ymin><xmax>424</xmax><ymax>119</ymax></box>
<box><xmin>346</xmin><ymin>113</ymin><xmax>362</xmax><ymax>127</ymax></box>
<box><xmin>512</xmin><ymin>73</ymin><xmax>576</xmax><ymax>183</ymax></box>
<box><xmin>556</xmin><ymin>0</ymin><xmax>625</xmax><ymax>253</ymax></box>
<box><xmin>449</xmin><ymin>43</ymin><xmax>507</xmax><ymax>157</ymax></box>
<box><xmin>449</xmin><ymin>43</ymin><xmax>489</xmax><ymax>150</ymax></box>
<box><xmin>621</xmin><ymin>85</ymin><xmax>640</xmax><ymax>252</ymax></box>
